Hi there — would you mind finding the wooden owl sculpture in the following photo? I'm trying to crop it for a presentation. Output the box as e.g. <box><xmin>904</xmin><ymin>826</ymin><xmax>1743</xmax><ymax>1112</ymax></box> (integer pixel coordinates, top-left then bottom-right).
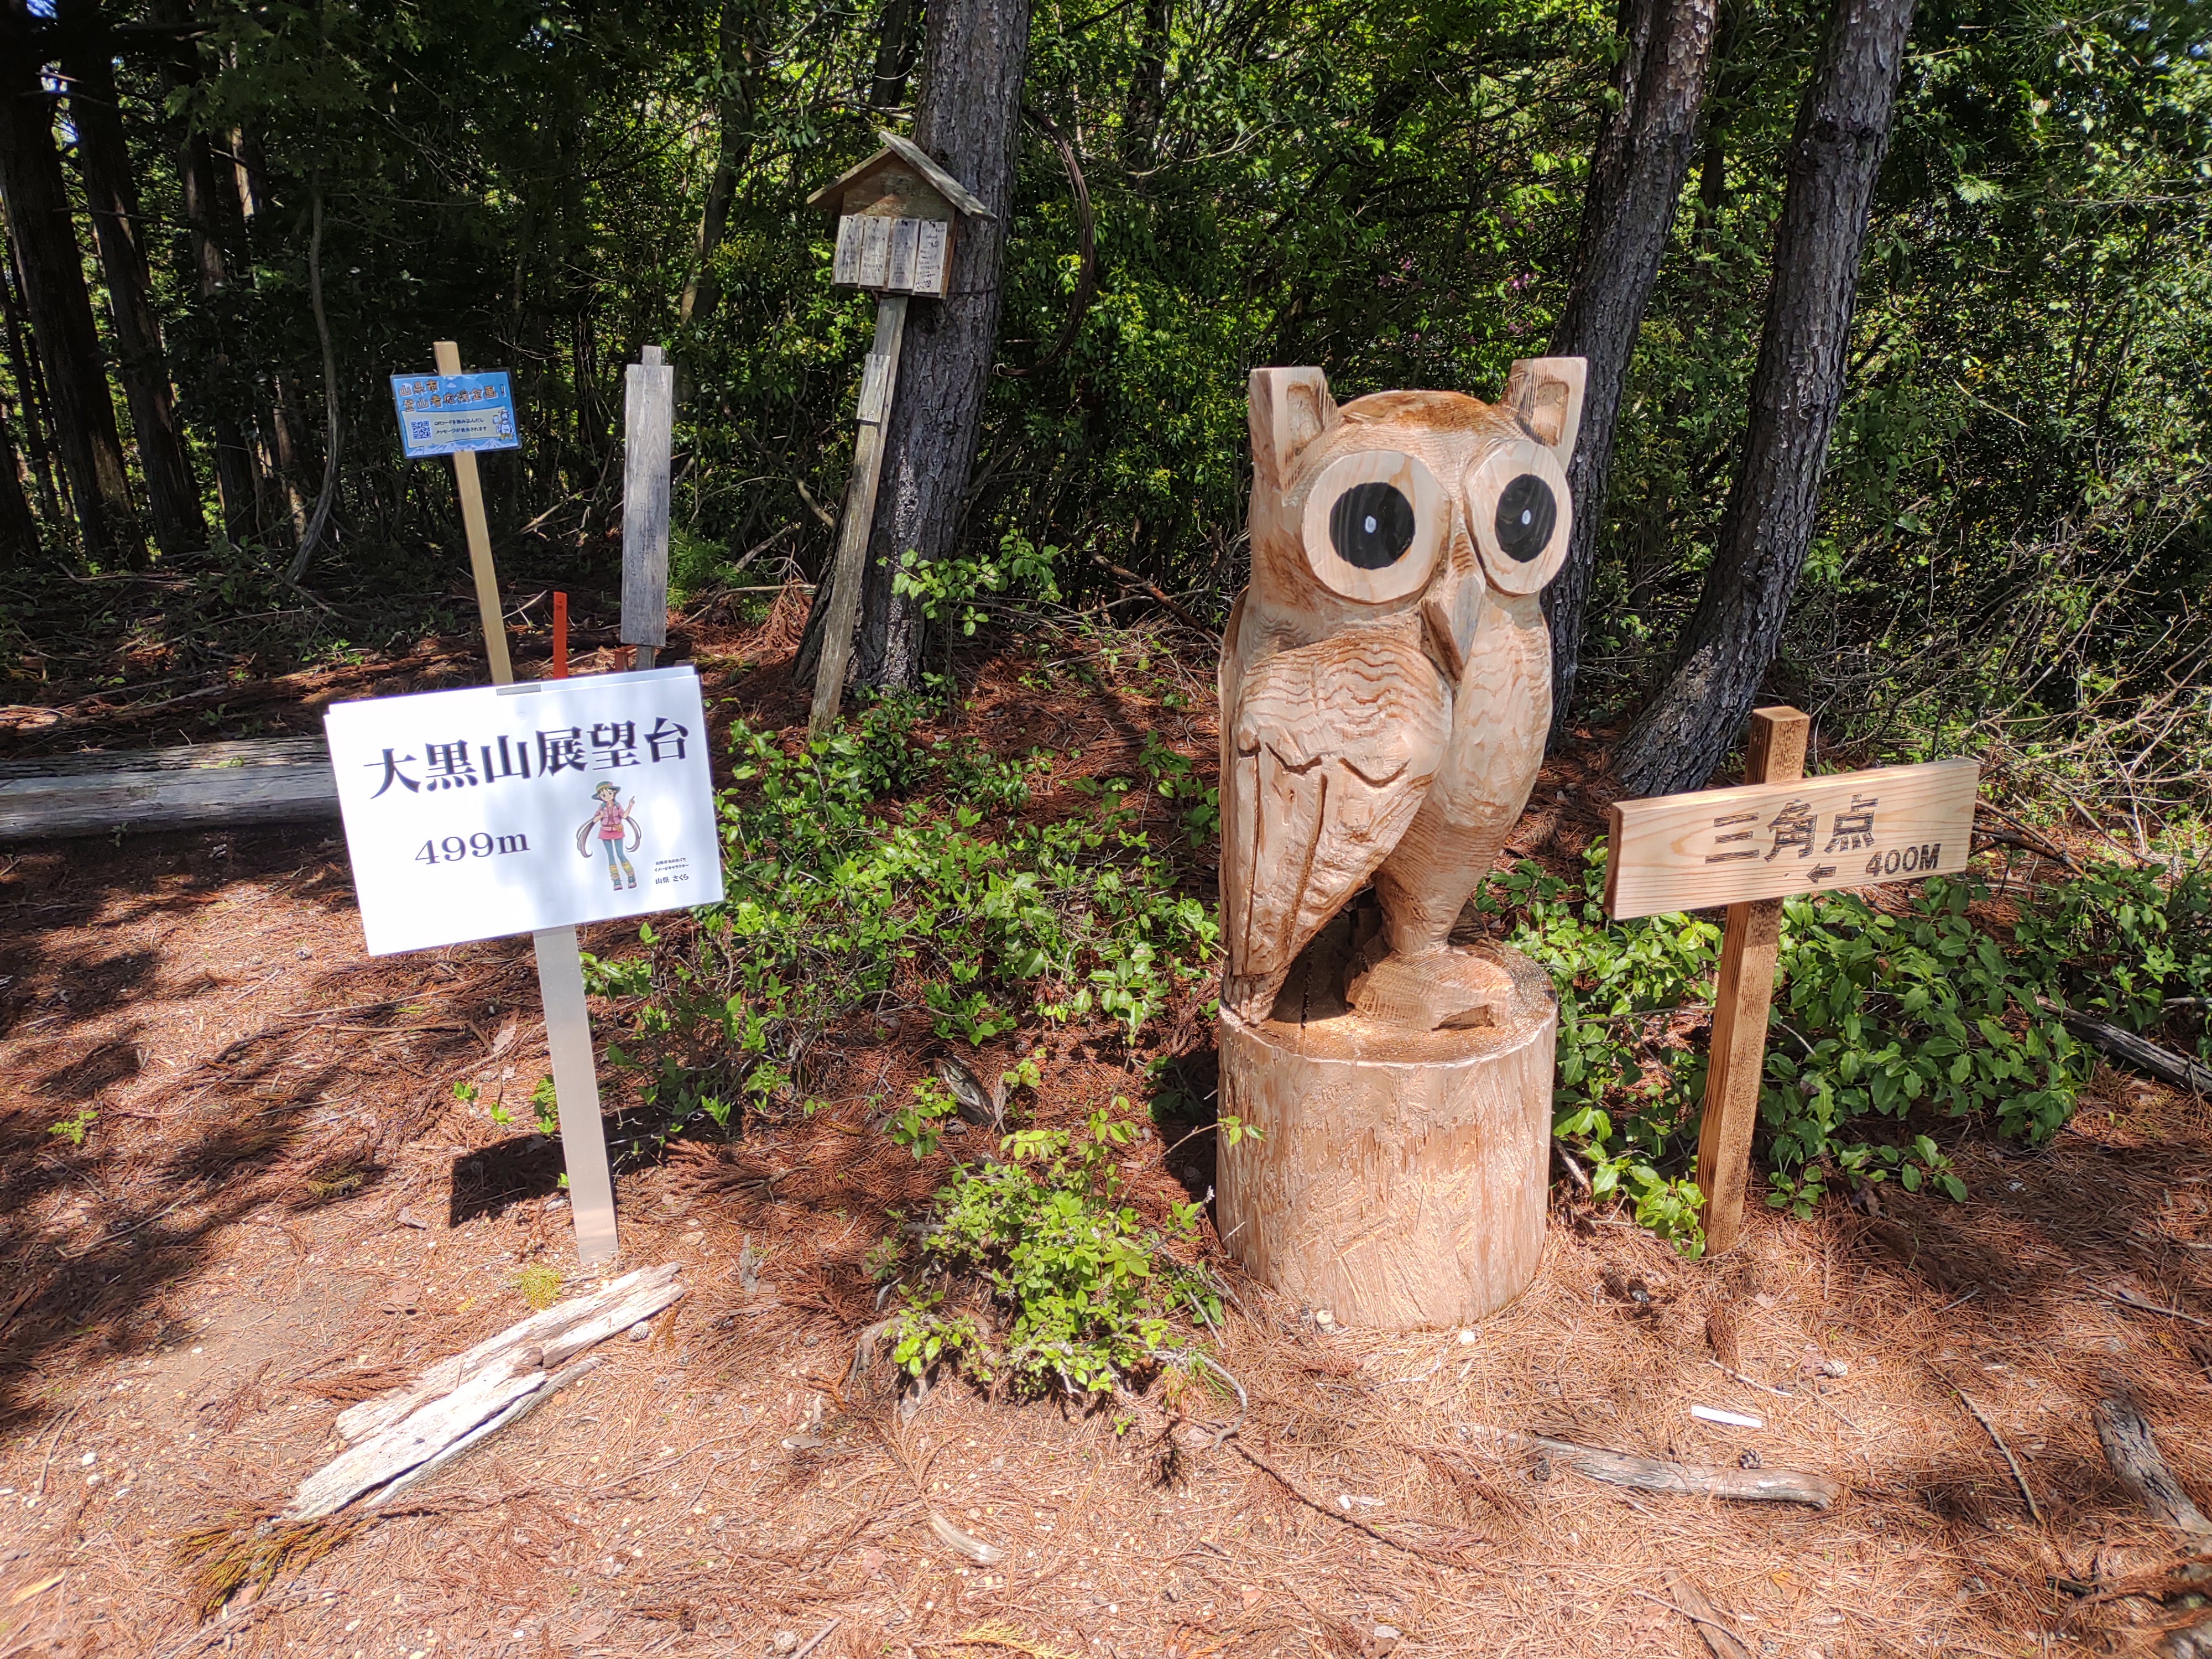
<box><xmin>1220</xmin><ymin>358</ymin><xmax>1588</xmax><ymax>1031</ymax></box>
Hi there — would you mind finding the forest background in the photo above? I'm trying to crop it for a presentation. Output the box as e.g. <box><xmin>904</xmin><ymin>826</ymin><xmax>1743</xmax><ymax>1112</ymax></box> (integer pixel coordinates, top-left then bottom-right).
<box><xmin>0</xmin><ymin>0</ymin><xmax>2208</xmax><ymax>818</ymax></box>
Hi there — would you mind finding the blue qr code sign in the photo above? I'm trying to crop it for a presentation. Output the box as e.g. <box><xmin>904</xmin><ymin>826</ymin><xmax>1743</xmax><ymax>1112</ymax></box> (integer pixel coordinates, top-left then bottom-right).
<box><xmin>409</xmin><ymin>420</ymin><xmax>432</xmax><ymax>443</ymax></box>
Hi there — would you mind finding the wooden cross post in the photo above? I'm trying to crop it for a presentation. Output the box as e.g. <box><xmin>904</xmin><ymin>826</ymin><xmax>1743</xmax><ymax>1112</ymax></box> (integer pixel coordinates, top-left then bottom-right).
<box><xmin>1603</xmin><ymin>708</ymin><xmax>1981</xmax><ymax>1255</ymax></box>
<box><xmin>1694</xmin><ymin>707</ymin><xmax>1807</xmax><ymax>1255</ymax></box>
<box><xmin>807</xmin><ymin>294</ymin><xmax>907</xmax><ymax>740</ymax></box>
<box><xmin>432</xmin><ymin>339</ymin><xmax>620</xmax><ymax>1269</ymax></box>
<box><xmin>620</xmin><ymin>346</ymin><xmax>675</xmax><ymax>671</ymax></box>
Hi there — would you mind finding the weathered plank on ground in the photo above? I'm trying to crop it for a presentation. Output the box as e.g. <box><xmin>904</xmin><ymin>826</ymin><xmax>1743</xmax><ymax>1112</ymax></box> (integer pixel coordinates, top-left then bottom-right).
<box><xmin>0</xmin><ymin>736</ymin><xmax>337</xmax><ymax>841</ymax></box>
<box><xmin>334</xmin><ymin>1264</ymin><xmax>682</xmax><ymax>1445</ymax></box>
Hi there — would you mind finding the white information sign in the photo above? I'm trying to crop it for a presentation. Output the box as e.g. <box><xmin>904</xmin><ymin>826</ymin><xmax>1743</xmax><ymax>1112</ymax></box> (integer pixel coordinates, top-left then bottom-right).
<box><xmin>324</xmin><ymin>667</ymin><xmax>724</xmax><ymax>955</ymax></box>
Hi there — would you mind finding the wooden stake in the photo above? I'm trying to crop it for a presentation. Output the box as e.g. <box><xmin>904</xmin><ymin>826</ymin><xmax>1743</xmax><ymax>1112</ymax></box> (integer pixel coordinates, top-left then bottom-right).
<box><xmin>620</xmin><ymin>345</ymin><xmax>675</xmax><ymax>672</ymax></box>
<box><xmin>551</xmin><ymin>590</ymin><xmax>568</xmax><ymax>679</ymax></box>
<box><xmin>431</xmin><ymin>338</ymin><xmax>617</xmax><ymax>1269</ymax></box>
<box><xmin>432</xmin><ymin>340</ymin><xmax>513</xmax><ymax>685</ymax></box>
<box><xmin>807</xmin><ymin>294</ymin><xmax>909</xmax><ymax>740</ymax></box>
<box><xmin>1693</xmin><ymin>705</ymin><xmax>1810</xmax><ymax>1255</ymax></box>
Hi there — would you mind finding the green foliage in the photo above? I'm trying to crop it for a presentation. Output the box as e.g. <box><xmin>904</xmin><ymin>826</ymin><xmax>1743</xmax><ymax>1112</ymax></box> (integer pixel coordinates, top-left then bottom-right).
<box><xmin>2013</xmin><ymin>860</ymin><xmax>2212</xmax><ymax>1060</ymax></box>
<box><xmin>893</xmin><ymin>533</ymin><xmax>1065</xmax><ymax>641</ymax></box>
<box><xmin>1480</xmin><ymin>848</ymin><xmax>1718</xmax><ymax>1254</ymax></box>
<box><xmin>1757</xmin><ymin>878</ymin><xmax>2086</xmax><ymax>1215</ymax></box>
<box><xmin>514</xmin><ymin>1264</ymin><xmax>562</xmax><ymax>1312</ymax></box>
<box><xmin>591</xmin><ymin>705</ymin><xmax>1218</xmax><ymax>1145</ymax></box>
<box><xmin>1486</xmin><ymin>843</ymin><xmax>2197</xmax><ymax>1247</ymax></box>
<box><xmin>529</xmin><ymin>1076</ymin><xmax>560</xmax><ymax>1137</ymax></box>
<box><xmin>885</xmin><ymin>1100</ymin><xmax>1219</xmax><ymax>1396</ymax></box>
<box><xmin>47</xmin><ymin>1108</ymin><xmax>97</xmax><ymax>1148</ymax></box>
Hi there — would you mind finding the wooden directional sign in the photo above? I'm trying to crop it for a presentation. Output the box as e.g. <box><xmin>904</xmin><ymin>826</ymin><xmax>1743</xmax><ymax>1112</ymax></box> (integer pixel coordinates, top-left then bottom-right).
<box><xmin>1600</xmin><ymin>710</ymin><xmax>1982</xmax><ymax>1258</ymax></box>
<box><xmin>1603</xmin><ymin>758</ymin><xmax>1980</xmax><ymax>920</ymax></box>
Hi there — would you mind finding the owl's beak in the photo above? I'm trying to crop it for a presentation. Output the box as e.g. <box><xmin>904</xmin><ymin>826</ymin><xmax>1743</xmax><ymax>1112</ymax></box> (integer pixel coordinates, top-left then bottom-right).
<box><xmin>1418</xmin><ymin>528</ymin><xmax>1486</xmax><ymax>682</ymax></box>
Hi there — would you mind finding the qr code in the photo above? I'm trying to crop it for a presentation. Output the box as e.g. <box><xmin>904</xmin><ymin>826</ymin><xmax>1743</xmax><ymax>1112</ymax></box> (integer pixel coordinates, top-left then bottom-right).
<box><xmin>408</xmin><ymin>420</ymin><xmax>432</xmax><ymax>442</ymax></box>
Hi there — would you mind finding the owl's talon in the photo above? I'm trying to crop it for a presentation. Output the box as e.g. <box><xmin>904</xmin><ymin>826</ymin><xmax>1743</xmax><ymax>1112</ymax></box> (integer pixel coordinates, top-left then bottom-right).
<box><xmin>1347</xmin><ymin>945</ymin><xmax>1514</xmax><ymax>1032</ymax></box>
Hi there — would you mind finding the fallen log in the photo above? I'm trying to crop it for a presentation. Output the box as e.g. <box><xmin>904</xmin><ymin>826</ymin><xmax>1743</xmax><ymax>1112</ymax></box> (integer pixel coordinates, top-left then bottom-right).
<box><xmin>2057</xmin><ymin>1008</ymin><xmax>2212</xmax><ymax>1096</ymax></box>
<box><xmin>0</xmin><ymin>737</ymin><xmax>337</xmax><ymax>841</ymax></box>
<box><xmin>281</xmin><ymin>1266</ymin><xmax>682</xmax><ymax>1520</ymax></box>
<box><xmin>1656</xmin><ymin>1568</ymin><xmax>1757</xmax><ymax>1659</ymax></box>
<box><xmin>1444</xmin><ymin>1428</ymin><xmax>1841</xmax><ymax>1507</ymax></box>
<box><xmin>2094</xmin><ymin>1395</ymin><xmax>2212</xmax><ymax>1538</ymax></box>
<box><xmin>2091</xmin><ymin>1395</ymin><xmax>2212</xmax><ymax>1659</ymax></box>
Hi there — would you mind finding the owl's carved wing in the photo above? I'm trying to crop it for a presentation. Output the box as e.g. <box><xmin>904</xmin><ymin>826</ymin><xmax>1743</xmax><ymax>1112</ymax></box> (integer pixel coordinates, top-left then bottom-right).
<box><xmin>1222</xmin><ymin>627</ymin><xmax>1447</xmax><ymax>1020</ymax></box>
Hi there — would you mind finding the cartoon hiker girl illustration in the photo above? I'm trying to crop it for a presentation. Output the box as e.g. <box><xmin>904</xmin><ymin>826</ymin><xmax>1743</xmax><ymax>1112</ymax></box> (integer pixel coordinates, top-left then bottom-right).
<box><xmin>575</xmin><ymin>782</ymin><xmax>640</xmax><ymax>890</ymax></box>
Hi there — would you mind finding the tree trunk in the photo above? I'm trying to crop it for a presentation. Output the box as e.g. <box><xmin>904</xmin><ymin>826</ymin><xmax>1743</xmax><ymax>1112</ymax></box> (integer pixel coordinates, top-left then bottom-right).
<box><xmin>1</xmin><ymin>222</ymin><xmax>63</xmax><ymax>528</ymax></box>
<box><xmin>852</xmin><ymin>0</ymin><xmax>1031</xmax><ymax>690</ymax></box>
<box><xmin>234</xmin><ymin>123</ymin><xmax>312</xmax><ymax>544</ymax></box>
<box><xmin>158</xmin><ymin>2</ymin><xmax>261</xmax><ymax>543</ymax></box>
<box><xmin>679</xmin><ymin>0</ymin><xmax>764</xmax><ymax>328</ymax></box>
<box><xmin>0</xmin><ymin>12</ymin><xmax>143</xmax><ymax>567</ymax></box>
<box><xmin>0</xmin><ymin>378</ymin><xmax>36</xmax><ymax>559</ymax></box>
<box><xmin>1540</xmin><ymin>0</ymin><xmax>1717</xmax><ymax>747</ymax></box>
<box><xmin>1123</xmin><ymin>0</ymin><xmax>1171</xmax><ymax>164</ymax></box>
<box><xmin>867</xmin><ymin>0</ymin><xmax>920</xmax><ymax>109</ymax></box>
<box><xmin>60</xmin><ymin>14</ymin><xmax>205</xmax><ymax>557</ymax></box>
<box><xmin>1613</xmin><ymin>0</ymin><xmax>1917</xmax><ymax>798</ymax></box>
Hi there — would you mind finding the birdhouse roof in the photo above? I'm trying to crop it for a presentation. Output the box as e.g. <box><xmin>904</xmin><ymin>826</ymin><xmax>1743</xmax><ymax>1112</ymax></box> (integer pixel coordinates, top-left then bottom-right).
<box><xmin>805</xmin><ymin>129</ymin><xmax>992</xmax><ymax>220</ymax></box>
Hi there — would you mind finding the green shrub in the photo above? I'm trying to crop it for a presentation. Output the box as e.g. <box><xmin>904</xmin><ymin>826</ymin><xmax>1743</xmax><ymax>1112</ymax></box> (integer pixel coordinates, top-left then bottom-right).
<box><xmin>588</xmin><ymin>703</ymin><xmax>1219</xmax><ymax>1147</ymax></box>
<box><xmin>2013</xmin><ymin>859</ymin><xmax>2212</xmax><ymax>1058</ymax></box>
<box><xmin>884</xmin><ymin>1099</ymin><xmax>1219</xmax><ymax>1396</ymax></box>
<box><xmin>1492</xmin><ymin>845</ymin><xmax>2109</xmax><ymax>1249</ymax></box>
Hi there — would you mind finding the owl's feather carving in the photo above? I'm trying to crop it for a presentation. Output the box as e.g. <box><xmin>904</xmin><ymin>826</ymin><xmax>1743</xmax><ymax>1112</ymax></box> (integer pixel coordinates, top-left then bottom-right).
<box><xmin>1220</xmin><ymin>359</ymin><xmax>1587</xmax><ymax>1027</ymax></box>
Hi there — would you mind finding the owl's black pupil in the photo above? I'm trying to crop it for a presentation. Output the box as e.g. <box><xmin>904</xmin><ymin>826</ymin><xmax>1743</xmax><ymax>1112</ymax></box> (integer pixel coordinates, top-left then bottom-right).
<box><xmin>1495</xmin><ymin>474</ymin><xmax>1557</xmax><ymax>562</ymax></box>
<box><xmin>1329</xmin><ymin>482</ymin><xmax>1416</xmax><ymax>570</ymax></box>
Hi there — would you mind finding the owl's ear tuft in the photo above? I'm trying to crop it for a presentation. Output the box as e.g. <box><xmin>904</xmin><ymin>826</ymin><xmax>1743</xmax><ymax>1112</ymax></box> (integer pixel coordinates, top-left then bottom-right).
<box><xmin>1504</xmin><ymin>357</ymin><xmax>1587</xmax><ymax>471</ymax></box>
<box><xmin>1249</xmin><ymin>367</ymin><xmax>1337</xmax><ymax>494</ymax></box>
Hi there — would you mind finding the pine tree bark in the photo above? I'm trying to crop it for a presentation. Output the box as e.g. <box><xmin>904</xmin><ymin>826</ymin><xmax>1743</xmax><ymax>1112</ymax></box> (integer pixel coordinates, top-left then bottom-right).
<box><xmin>60</xmin><ymin>13</ymin><xmax>205</xmax><ymax>557</ymax></box>
<box><xmin>157</xmin><ymin>1</ymin><xmax>261</xmax><ymax>542</ymax></box>
<box><xmin>1613</xmin><ymin>0</ymin><xmax>1917</xmax><ymax>797</ymax></box>
<box><xmin>852</xmin><ymin>0</ymin><xmax>1031</xmax><ymax>689</ymax></box>
<box><xmin>0</xmin><ymin>380</ymin><xmax>36</xmax><ymax>559</ymax></box>
<box><xmin>1123</xmin><ymin>0</ymin><xmax>1171</xmax><ymax>164</ymax></box>
<box><xmin>679</xmin><ymin>0</ymin><xmax>765</xmax><ymax>328</ymax></box>
<box><xmin>236</xmin><ymin>126</ymin><xmax>311</xmax><ymax>545</ymax></box>
<box><xmin>1540</xmin><ymin>0</ymin><xmax>1717</xmax><ymax>747</ymax></box>
<box><xmin>867</xmin><ymin>0</ymin><xmax>919</xmax><ymax>109</ymax></box>
<box><xmin>1</xmin><ymin>223</ymin><xmax>63</xmax><ymax>528</ymax></box>
<box><xmin>0</xmin><ymin>11</ymin><xmax>143</xmax><ymax>566</ymax></box>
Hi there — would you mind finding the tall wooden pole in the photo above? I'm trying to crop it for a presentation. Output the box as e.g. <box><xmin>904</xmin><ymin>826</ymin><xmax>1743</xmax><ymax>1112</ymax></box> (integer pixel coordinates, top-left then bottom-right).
<box><xmin>807</xmin><ymin>293</ymin><xmax>908</xmax><ymax>739</ymax></box>
<box><xmin>434</xmin><ymin>340</ymin><xmax>514</xmax><ymax>684</ymax></box>
<box><xmin>432</xmin><ymin>337</ymin><xmax>616</xmax><ymax>1267</ymax></box>
<box><xmin>1692</xmin><ymin>705</ymin><xmax>1809</xmax><ymax>1254</ymax></box>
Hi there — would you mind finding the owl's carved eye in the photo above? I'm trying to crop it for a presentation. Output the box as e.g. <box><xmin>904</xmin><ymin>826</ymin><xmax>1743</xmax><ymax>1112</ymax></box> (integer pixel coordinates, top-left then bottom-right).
<box><xmin>1330</xmin><ymin>482</ymin><xmax>1416</xmax><ymax>569</ymax></box>
<box><xmin>1301</xmin><ymin>450</ymin><xmax>1443</xmax><ymax>604</ymax></box>
<box><xmin>1467</xmin><ymin>437</ymin><xmax>1571</xmax><ymax>594</ymax></box>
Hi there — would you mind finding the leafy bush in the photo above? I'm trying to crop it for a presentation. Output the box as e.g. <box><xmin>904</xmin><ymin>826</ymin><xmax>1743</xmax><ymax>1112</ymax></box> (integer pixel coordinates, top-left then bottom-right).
<box><xmin>1757</xmin><ymin>878</ymin><xmax>2086</xmax><ymax>1214</ymax></box>
<box><xmin>1491</xmin><ymin>845</ymin><xmax>2112</xmax><ymax>1249</ymax></box>
<box><xmin>589</xmin><ymin>701</ymin><xmax>1219</xmax><ymax>1146</ymax></box>
<box><xmin>2013</xmin><ymin>860</ymin><xmax>2212</xmax><ymax>1059</ymax></box>
<box><xmin>884</xmin><ymin>1100</ymin><xmax>1219</xmax><ymax>1397</ymax></box>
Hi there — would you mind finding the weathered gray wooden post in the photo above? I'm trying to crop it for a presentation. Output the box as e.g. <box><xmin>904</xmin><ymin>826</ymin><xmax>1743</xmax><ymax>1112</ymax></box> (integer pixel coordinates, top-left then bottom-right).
<box><xmin>621</xmin><ymin>345</ymin><xmax>676</xmax><ymax>670</ymax></box>
<box><xmin>798</xmin><ymin>132</ymin><xmax>990</xmax><ymax>738</ymax></box>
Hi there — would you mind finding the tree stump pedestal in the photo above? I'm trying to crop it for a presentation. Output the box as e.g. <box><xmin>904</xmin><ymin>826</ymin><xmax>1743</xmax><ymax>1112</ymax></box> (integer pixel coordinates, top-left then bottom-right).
<box><xmin>1216</xmin><ymin>931</ymin><xmax>1557</xmax><ymax>1329</ymax></box>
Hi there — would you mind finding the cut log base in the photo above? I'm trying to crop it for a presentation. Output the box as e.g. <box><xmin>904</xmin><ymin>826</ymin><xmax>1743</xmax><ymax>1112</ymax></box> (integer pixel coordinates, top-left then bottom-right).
<box><xmin>1217</xmin><ymin>935</ymin><xmax>1556</xmax><ymax>1329</ymax></box>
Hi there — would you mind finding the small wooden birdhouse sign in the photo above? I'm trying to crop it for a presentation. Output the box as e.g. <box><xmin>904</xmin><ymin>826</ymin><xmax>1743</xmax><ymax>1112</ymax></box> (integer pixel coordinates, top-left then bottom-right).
<box><xmin>808</xmin><ymin>129</ymin><xmax>991</xmax><ymax>299</ymax></box>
